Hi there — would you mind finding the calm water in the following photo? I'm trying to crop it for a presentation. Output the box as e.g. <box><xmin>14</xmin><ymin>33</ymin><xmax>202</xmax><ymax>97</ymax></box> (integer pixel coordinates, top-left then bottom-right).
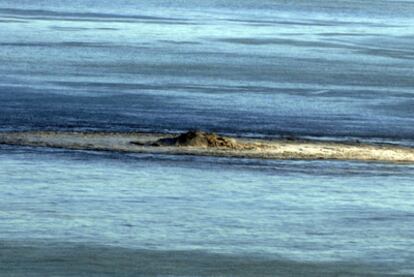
<box><xmin>1</xmin><ymin>0</ymin><xmax>414</xmax><ymax>141</ymax></box>
<box><xmin>1</xmin><ymin>146</ymin><xmax>414</xmax><ymax>275</ymax></box>
<box><xmin>1</xmin><ymin>0</ymin><xmax>414</xmax><ymax>276</ymax></box>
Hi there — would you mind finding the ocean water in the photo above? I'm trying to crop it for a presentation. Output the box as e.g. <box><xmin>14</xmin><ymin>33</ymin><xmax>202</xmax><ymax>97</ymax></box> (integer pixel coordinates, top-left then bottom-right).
<box><xmin>1</xmin><ymin>0</ymin><xmax>414</xmax><ymax>141</ymax></box>
<box><xmin>1</xmin><ymin>146</ymin><xmax>414</xmax><ymax>276</ymax></box>
<box><xmin>1</xmin><ymin>0</ymin><xmax>414</xmax><ymax>276</ymax></box>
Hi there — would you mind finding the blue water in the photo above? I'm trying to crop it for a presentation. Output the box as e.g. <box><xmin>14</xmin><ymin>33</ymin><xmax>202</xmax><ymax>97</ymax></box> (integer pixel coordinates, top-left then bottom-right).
<box><xmin>1</xmin><ymin>0</ymin><xmax>414</xmax><ymax>276</ymax></box>
<box><xmin>1</xmin><ymin>146</ymin><xmax>414</xmax><ymax>275</ymax></box>
<box><xmin>1</xmin><ymin>0</ymin><xmax>414</xmax><ymax>141</ymax></box>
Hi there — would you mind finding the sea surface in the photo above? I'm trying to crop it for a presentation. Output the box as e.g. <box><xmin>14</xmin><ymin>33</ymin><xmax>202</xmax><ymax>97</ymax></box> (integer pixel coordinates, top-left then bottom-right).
<box><xmin>1</xmin><ymin>0</ymin><xmax>414</xmax><ymax>276</ymax></box>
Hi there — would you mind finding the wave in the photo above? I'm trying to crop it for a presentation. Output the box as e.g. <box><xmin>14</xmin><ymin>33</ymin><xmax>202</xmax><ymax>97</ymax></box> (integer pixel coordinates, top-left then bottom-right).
<box><xmin>0</xmin><ymin>240</ymin><xmax>404</xmax><ymax>277</ymax></box>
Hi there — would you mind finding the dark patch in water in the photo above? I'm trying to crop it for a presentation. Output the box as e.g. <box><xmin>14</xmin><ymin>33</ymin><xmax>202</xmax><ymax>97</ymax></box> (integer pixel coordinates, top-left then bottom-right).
<box><xmin>49</xmin><ymin>26</ymin><xmax>120</xmax><ymax>31</ymax></box>
<box><xmin>158</xmin><ymin>39</ymin><xmax>201</xmax><ymax>45</ymax></box>
<box><xmin>0</xmin><ymin>8</ymin><xmax>183</xmax><ymax>22</ymax></box>
<box><xmin>226</xmin><ymin>18</ymin><xmax>401</xmax><ymax>28</ymax></box>
<box><xmin>0</xmin><ymin>42</ymin><xmax>114</xmax><ymax>48</ymax></box>
<box><xmin>318</xmin><ymin>32</ymin><xmax>379</xmax><ymax>37</ymax></box>
<box><xmin>226</xmin><ymin>18</ymin><xmax>339</xmax><ymax>27</ymax></box>
<box><xmin>217</xmin><ymin>37</ymin><xmax>334</xmax><ymax>47</ymax></box>
<box><xmin>0</xmin><ymin>240</ymin><xmax>398</xmax><ymax>277</ymax></box>
<box><xmin>371</xmin><ymin>99</ymin><xmax>414</xmax><ymax>118</ymax></box>
<box><xmin>0</xmin><ymin>8</ymin><xmax>192</xmax><ymax>25</ymax></box>
<box><xmin>49</xmin><ymin>26</ymin><xmax>91</xmax><ymax>31</ymax></box>
<box><xmin>216</xmin><ymin>37</ymin><xmax>414</xmax><ymax>60</ymax></box>
<box><xmin>0</xmin><ymin>19</ymin><xmax>28</xmax><ymax>23</ymax></box>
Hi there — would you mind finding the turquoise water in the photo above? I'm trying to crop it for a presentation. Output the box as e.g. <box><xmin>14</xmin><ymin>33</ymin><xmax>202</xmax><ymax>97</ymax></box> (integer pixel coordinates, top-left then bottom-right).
<box><xmin>1</xmin><ymin>146</ymin><xmax>414</xmax><ymax>275</ymax></box>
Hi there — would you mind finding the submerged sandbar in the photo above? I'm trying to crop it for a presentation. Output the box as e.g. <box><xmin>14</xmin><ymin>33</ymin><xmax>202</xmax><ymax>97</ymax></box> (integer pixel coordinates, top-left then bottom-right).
<box><xmin>0</xmin><ymin>130</ymin><xmax>414</xmax><ymax>163</ymax></box>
